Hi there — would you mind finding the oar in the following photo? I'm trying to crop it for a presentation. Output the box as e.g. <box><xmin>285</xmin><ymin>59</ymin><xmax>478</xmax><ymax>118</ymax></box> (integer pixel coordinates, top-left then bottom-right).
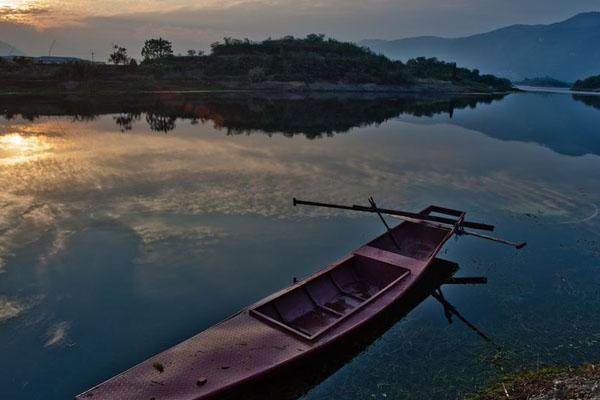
<box><xmin>293</xmin><ymin>198</ymin><xmax>495</xmax><ymax>231</ymax></box>
<box><xmin>456</xmin><ymin>228</ymin><xmax>527</xmax><ymax>249</ymax></box>
<box><xmin>397</xmin><ymin>216</ymin><xmax>527</xmax><ymax>250</ymax></box>
<box><xmin>293</xmin><ymin>197</ymin><xmax>526</xmax><ymax>250</ymax></box>
<box><xmin>368</xmin><ymin>197</ymin><xmax>402</xmax><ymax>250</ymax></box>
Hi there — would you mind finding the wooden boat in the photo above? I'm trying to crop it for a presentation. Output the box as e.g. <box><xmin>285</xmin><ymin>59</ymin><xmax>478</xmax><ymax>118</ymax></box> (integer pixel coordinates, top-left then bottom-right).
<box><xmin>75</xmin><ymin>205</ymin><xmax>472</xmax><ymax>400</ymax></box>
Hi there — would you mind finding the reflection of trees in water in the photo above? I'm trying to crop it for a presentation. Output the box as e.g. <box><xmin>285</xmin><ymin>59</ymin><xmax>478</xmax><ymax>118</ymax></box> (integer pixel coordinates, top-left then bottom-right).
<box><xmin>71</xmin><ymin>115</ymin><xmax>99</xmax><ymax>122</ymax></box>
<box><xmin>0</xmin><ymin>93</ymin><xmax>505</xmax><ymax>136</ymax></box>
<box><xmin>573</xmin><ymin>94</ymin><xmax>600</xmax><ymax>111</ymax></box>
<box><xmin>145</xmin><ymin>113</ymin><xmax>177</xmax><ymax>133</ymax></box>
<box><xmin>113</xmin><ymin>113</ymin><xmax>141</xmax><ymax>132</ymax></box>
<box><xmin>178</xmin><ymin>95</ymin><xmax>505</xmax><ymax>138</ymax></box>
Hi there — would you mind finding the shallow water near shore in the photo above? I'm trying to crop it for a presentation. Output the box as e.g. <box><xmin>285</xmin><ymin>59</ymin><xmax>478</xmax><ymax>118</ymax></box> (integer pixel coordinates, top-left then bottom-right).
<box><xmin>0</xmin><ymin>91</ymin><xmax>599</xmax><ymax>399</ymax></box>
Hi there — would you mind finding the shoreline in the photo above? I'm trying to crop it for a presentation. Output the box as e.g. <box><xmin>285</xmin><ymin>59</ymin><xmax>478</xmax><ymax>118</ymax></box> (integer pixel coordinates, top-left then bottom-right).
<box><xmin>0</xmin><ymin>79</ymin><xmax>517</xmax><ymax>96</ymax></box>
<box><xmin>467</xmin><ymin>365</ymin><xmax>600</xmax><ymax>399</ymax></box>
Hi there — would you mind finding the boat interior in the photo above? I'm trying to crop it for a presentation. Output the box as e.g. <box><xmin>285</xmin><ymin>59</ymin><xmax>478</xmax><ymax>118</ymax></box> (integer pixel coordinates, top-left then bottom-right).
<box><xmin>251</xmin><ymin>254</ymin><xmax>410</xmax><ymax>340</ymax></box>
<box><xmin>367</xmin><ymin>221</ymin><xmax>451</xmax><ymax>261</ymax></box>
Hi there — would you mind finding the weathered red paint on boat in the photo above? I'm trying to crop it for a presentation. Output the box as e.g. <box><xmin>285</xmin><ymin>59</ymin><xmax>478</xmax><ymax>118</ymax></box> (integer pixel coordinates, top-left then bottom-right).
<box><xmin>75</xmin><ymin>206</ymin><xmax>462</xmax><ymax>400</ymax></box>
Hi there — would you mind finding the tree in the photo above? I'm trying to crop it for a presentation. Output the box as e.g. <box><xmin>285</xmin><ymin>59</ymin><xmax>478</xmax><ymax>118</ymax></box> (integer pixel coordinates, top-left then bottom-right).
<box><xmin>306</xmin><ymin>33</ymin><xmax>325</xmax><ymax>42</ymax></box>
<box><xmin>141</xmin><ymin>38</ymin><xmax>173</xmax><ymax>61</ymax></box>
<box><xmin>108</xmin><ymin>45</ymin><xmax>129</xmax><ymax>65</ymax></box>
<box><xmin>247</xmin><ymin>66</ymin><xmax>266</xmax><ymax>82</ymax></box>
<box><xmin>187</xmin><ymin>49</ymin><xmax>197</xmax><ymax>56</ymax></box>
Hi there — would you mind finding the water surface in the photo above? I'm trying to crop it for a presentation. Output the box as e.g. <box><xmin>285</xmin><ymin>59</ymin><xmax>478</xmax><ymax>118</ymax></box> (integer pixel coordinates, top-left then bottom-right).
<box><xmin>0</xmin><ymin>92</ymin><xmax>599</xmax><ymax>399</ymax></box>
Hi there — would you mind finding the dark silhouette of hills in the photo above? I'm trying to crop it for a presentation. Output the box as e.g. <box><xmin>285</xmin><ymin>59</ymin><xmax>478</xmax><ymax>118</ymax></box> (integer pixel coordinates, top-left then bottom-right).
<box><xmin>0</xmin><ymin>40</ymin><xmax>24</xmax><ymax>56</ymax></box>
<box><xmin>572</xmin><ymin>74</ymin><xmax>600</xmax><ymax>91</ymax></box>
<box><xmin>515</xmin><ymin>76</ymin><xmax>572</xmax><ymax>88</ymax></box>
<box><xmin>361</xmin><ymin>12</ymin><xmax>600</xmax><ymax>82</ymax></box>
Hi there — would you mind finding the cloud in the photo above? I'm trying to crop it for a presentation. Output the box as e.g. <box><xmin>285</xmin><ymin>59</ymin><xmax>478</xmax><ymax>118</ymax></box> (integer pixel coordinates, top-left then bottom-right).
<box><xmin>1</xmin><ymin>0</ymin><xmax>598</xmax><ymax>58</ymax></box>
<box><xmin>0</xmin><ymin>5</ymin><xmax>51</xmax><ymax>18</ymax></box>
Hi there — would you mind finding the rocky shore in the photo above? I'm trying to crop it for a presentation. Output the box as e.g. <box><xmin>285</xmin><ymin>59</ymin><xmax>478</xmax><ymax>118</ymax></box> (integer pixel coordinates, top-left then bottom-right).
<box><xmin>468</xmin><ymin>365</ymin><xmax>600</xmax><ymax>400</ymax></box>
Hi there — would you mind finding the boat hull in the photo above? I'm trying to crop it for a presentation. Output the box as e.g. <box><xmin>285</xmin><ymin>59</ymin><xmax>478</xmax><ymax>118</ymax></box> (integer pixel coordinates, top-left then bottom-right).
<box><xmin>76</xmin><ymin>206</ymin><xmax>462</xmax><ymax>400</ymax></box>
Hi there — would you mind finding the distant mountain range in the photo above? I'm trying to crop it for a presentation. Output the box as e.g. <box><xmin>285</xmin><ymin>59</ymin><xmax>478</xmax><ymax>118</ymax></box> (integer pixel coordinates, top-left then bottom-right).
<box><xmin>361</xmin><ymin>12</ymin><xmax>600</xmax><ymax>82</ymax></box>
<box><xmin>0</xmin><ymin>40</ymin><xmax>24</xmax><ymax>56</ymax></box>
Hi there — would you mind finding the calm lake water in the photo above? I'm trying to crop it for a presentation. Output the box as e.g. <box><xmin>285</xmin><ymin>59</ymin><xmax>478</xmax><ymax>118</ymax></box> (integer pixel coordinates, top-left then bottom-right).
<box><xmin>1</xmin><ymin>91</ymin><xmax>599</xmax><ymax>399</ymax></box>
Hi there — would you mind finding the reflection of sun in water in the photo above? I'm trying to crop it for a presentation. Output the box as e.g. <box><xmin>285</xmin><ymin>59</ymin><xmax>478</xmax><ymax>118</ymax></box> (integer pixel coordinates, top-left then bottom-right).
<box><xmin>2</xmin><ymin>134</ymin><xmax>27</xmax><ymax>149</ymax></box>
<box><xmin>10</xmin><ymin>135</ymin><xmax>24</xmax><ymax>146</ymax></box>
<box><xmin>0</xmin><ymin>133</ymin><xmax>51</xmax><ymax>164</ymax></box>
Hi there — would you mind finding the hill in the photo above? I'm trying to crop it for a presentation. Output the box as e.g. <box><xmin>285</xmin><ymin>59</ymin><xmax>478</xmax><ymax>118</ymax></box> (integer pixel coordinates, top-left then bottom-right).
<box><xmin>0</xmin><ymin>41</ymin><xmax>24</xmax><ymax>56</ymax></box>
<box><xmin>572</xmin><ymin>75</ymin><xmax>600</xmax><ymax>91</ymax></box>
<box><xmin>167</xmin><ymin>35</ymin><xmax>511</xmax><ymax>90</ymax></box>
<box><xmin>514</xmin><ymin>76</ymin><xmax>571</xmax><ymax>88</ymax></box>
<box><xmin>361</xmin><ymin>12</ymin><xmax>600</xmax><ymax>82</ymax></box>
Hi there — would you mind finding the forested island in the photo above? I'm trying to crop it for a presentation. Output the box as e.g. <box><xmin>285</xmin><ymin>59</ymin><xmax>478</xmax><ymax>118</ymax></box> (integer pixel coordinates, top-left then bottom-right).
<box><xmin>0</xmin><ymin>35</ymin><xmax>513</xmax><ymax>94</ymax></box>
<box><xmin>572</xmin><ymin>74</ymin><xmax>600</xmax><ymax>91</ymax></box>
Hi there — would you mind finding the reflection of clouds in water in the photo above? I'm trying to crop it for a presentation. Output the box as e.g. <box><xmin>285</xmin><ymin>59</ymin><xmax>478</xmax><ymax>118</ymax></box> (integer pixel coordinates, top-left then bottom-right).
<box><xmin>131</xmin><ymin>219</ymin><xmax>222</xmax><ymax>264</ymax></box>
<box><xmin>44</xmin><ymin>321</ymin><xmax>72</xmax><ymax>347</ymax></box>
<box><xmin>495</xmin><ymin>178</ymin><xmax>600</xmax><ymax>225</ymax></box>
<box><xmin>0</xmin><ymin>296</ymin><xmax>30</xmax><ymax>322</ymax></box>
<box><xmin>38</xmin><ymin>228</ymin><xmax>75</xmax><ymax>265</ymax></box>
<box><xmin>0</xmin><ymin>117</ymin><xmax>599</xmax><ymax>272</ymax></box>
<box><xmin>133</xmin><ymin>221</ymin><xmax>221</xmax><ymax>245</ymax></box>
<box><xmin>0</xmin><ymin>295</ymin><xmax>42</xmax><ymax>323</ymax></box>
<box><xmin>0</xmin><ymin>193</ymin><xmax>65</xmax><ymax>272</ymax></box>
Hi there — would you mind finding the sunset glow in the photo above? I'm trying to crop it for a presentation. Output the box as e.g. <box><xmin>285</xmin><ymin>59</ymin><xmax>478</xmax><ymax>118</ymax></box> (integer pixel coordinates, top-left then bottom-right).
<box><xmin>0</xmin><ymin>0</ymin><xmax>22</xmax><ymax>7</ymax></box>
<box><xmin>0</xmin><ymin>0</ymin><xmax>232</xmax><ymax>27</ymax></box>
<box><xmin>10</xmin><ymin>134</ymin><xmax>24</xmax><ymax>146</ymax></box>
<box><xmin>0</xmin><ymin>133</ymin><xmax>51</xmax><ymax>164</ymax></box>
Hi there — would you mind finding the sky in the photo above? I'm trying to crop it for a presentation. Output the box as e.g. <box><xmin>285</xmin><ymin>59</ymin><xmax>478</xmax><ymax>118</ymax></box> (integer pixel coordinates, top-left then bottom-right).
<box><xmin>0</xmin><ymin>0</ymin><xmax>599</xmax><ymax>59</ymax></box>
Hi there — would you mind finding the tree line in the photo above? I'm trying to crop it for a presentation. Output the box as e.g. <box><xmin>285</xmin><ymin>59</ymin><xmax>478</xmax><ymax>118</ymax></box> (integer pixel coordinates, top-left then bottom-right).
<box><xmin>104</xmin><ymin>34</ymin><xmax>511</xmax><ymax>89</ymax></box>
